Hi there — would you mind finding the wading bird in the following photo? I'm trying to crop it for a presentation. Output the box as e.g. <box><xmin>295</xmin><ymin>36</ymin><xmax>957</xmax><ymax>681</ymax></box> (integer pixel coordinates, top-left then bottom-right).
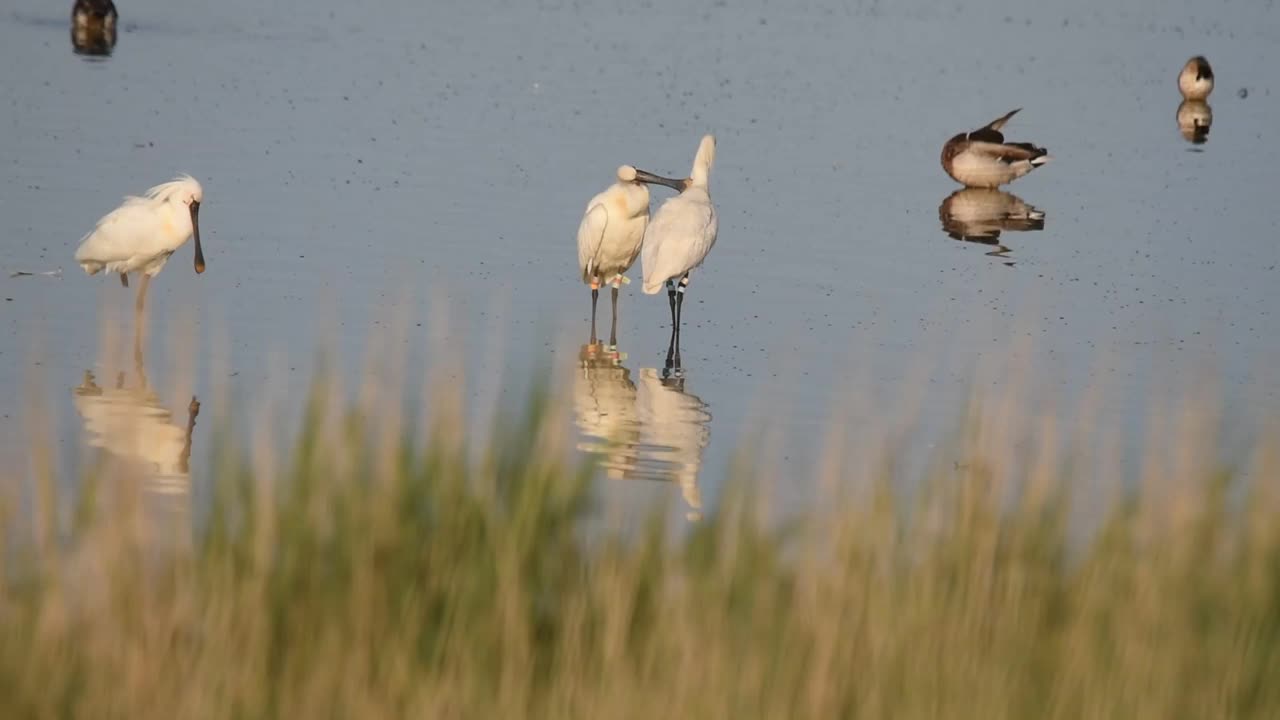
<box><xmin>1178</xmin><ymin>56</ymin><xmax>1214</xmax><ymax>101</ymax></box>
<box><xmin>71</xmin><ymin>0</ymin><xmax>117</xmax><ymax>56</ymax></box>
<box><xmin>941</xmin><ymin>109</ymin><xmax>1051</xmax><ymax>188</ymax></box>
<box><xmin>74</xmin><ymin>175</ymin><xmax>206</xmax><ymax>316</ymax></box>
<box><xmin>641</xmin><ymin>135</ymin><xmax>717</xmax><ymax>368</ymax></box>
<box><xmin>577</xmin><ymin>164</ymin><xmax>686</xmax><ymax>346</ymax></box>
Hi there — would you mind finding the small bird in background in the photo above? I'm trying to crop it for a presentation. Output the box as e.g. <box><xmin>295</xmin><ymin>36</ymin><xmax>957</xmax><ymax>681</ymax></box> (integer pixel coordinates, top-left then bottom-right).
<box><xmin>577</xmin><ymin>164</ymin><xmax>686</xmax><ymax>347</ymax></box>
<box><xmin>641</xmin><ymin>135</ymin><xmax>718</xmax><ymax>369</ymax></box>
<box><xmin>71</xmin><ymin>0</ymin><xmax>118</xmax><ymax>56</ymax></box>
<box><xmin>1178</xmin><ymin>56</ymin><xmax>1214</xmax><ymax>101</ymax></box>
<box><xmin>941</xmin><ymin>109</ymin><xmax>1051</xmax><ymax>188</ymax></box>
<box><xmin>74</xmin><ymin>175</ymin><xmax>207</xmax><ymax>317</ymax></box>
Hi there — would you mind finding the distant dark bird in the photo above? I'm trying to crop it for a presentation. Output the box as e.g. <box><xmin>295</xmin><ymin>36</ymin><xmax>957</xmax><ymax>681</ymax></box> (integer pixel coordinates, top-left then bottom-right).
<box><xmin>1178</xmin><ymin>56</ymin><xmax>1214</xmax><ymax>101</ymax></box>
<box><xmin>71</xmin><ymin>0</ymin><xmax>118</xmax><ymax>56</ymax></box>
<box><xmin>941</xmin><ymin>109</ymin><xmax>1051</xmax><ymax>189</ymax></box>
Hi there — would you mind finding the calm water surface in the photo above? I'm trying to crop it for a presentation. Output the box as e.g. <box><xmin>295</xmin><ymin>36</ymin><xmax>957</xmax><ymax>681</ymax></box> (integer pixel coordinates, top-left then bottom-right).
<box><xmin>1</xmin><ymin>0</ymin><xmax>1277</xmax><ymax>517</ymax></box>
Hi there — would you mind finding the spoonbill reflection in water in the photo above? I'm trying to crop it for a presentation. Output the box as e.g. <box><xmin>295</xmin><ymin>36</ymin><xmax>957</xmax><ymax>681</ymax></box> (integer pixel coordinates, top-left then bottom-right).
<box><xmin>574</xmin><ymin>342</ymin><xmax>641</xmax><ymax>478</ymax></box>
<box><xmin>72</xmin><ymin>325</ymin><xmax>201</xmax><ymax>498</ymax></box>
<box><xmin>577</xmin><ymin>165</ymin><xmax>686</xmax><ymax>347</ymax></box>
<box><xmin>642</xmin><ymin>135</ymin><xmax>718</xmax><ymax>367</ymax></box>
<box><xmin>571</xmin><ymin>343</ymin><xmax>709</xmax><ymax>520</ymax></box>
<box><xmin>635</xmin><ymin>368</ymin><xmax>709</xmax><ymax>521</ymax></box>
<box><xmin>74</xmin><ymin>175</ymin><xmax>206</xmax><ymax>317</ymax></box>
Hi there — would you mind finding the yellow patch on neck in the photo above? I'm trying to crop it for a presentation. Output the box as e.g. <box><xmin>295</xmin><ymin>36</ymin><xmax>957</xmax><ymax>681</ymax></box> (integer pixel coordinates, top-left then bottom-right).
<box><xmin>611</xmin><ymin>191</ymin><xmax>635</xmax><ymax>219</ymax></box>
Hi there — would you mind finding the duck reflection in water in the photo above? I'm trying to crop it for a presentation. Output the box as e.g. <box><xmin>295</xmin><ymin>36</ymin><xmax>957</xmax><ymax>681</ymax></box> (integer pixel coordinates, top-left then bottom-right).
<box><xmin>573</xmin><ymin>343</ymin><xmax>711</xmax><ymax>520</ymax></box>
<box><xmin>72</xmin><ymin>327</ymin><xmax>200</xmax><ymax>499</ymax></box>
<box><xmin>71</xmin><ymin>0</ymin><xmax>118</xmax><ymax>57</ymax></box>
<box><xmin>938</xmin><ymin>188</ymin><xmax>1046</xmax><ymax>264</ymax></box>
<box><xmin>1176</xmin><ymin>100</ymin><xmax>1212</xmax><ymax>146</ymax></box>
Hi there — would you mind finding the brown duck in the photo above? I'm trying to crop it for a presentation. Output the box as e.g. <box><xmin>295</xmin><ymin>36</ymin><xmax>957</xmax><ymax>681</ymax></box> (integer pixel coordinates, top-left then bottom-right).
<box><xmin>941</xmin><ymin>109</ymin><xmax>1051</xmax><ymax>188</ymax></box>
<box><xmin>1178</xmin><ymin>56</ymin><xmax>1214</xmax><ymax>101</ymax></box>
<box><xmin>71</xmin><ymin>0</ymin><xmax>117</xmax><ymax>56</ymax></box>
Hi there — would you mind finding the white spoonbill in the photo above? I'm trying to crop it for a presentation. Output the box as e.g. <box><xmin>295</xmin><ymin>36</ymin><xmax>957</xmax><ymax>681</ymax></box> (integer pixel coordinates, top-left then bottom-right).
<box><xmin>577</xmin><ymin>164</ymin><xmax>686</xmax><ymax>346</ymax></box>
<box><xmin>641</xmin><ymin>135</ymin><xmax>717</xmax><ymax>366</ymax></box>
<box><xmin>74</xmin><ymin>174</ymin><xmax>206</xmax><ymax>315</ymax></box>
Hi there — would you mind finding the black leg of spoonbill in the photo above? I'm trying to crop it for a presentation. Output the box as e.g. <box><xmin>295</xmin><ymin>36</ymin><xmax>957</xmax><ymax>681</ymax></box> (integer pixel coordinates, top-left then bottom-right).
<box><xmin>665</xmin><ymin>322</ymin><xmax>677</xmax><ymax>371</ymax></box>
<box><xmin>589</xmin><ymin>287</ymin><xmax>599</xmax><ymax>345</ymax></box>
<box><xmin>674</xmin><ymin>293</ymin><xmax>684</xmax><ymax>366</ymax></box>
<box><xmin>609</xmin><ymin>286</ymin><xmax>619</xmax><ymax>348</ymax></box>
<box><xmin>666</xmin><ymin>279</ymin><xmax>677</xmax><ymax>331</ymax></box>
<box><xmin>119</xmin><ymin>273</ymin><xmax>129</xmax><ymax>288</ymax></box>
<box><xmin>674</xmin><ymin>273</ymin><xmax>688</xmax><ymax>366</ymax></box>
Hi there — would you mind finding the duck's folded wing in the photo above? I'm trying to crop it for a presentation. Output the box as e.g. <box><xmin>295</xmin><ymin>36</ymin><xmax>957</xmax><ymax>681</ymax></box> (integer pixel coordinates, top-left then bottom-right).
<box><xmin>967</xmin><ymin>126</ymin><xmax>1006</xmax><ymax>144</ymax></box>
<box><xmin>967</xmin><ymin>141</ymin><xmax>1046</xmax><ymax>164</ymax></box>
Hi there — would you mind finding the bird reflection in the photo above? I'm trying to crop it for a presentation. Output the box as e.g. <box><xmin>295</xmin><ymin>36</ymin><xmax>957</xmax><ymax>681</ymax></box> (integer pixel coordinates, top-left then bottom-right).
<box><xmin>636</xmin><ymin>367</ymin><xmax>710</xmax><ymax>520</ymax></box>
<box><xmin>938</xmin><ymin>188</ymin><xmax>1046</xmax><ymax>264</ymax></box>
<box><xmin>572</xmin><ymin>343</ymin><xmax>711</xmax><ymax>520</ymax></box>
<box><xmin>574</xmin><ymin>342</ymin><xmax>641</xmax><ymax>479</ymax></box>
<box><xmin>71</xmin><ymin>327</ymin><xmax>200</xmax><ymax>498</ymax></box>
<box><xmin>70</xmin><ymin>0</ymin><xmax>118</xmax><ymax>57</ymax></box>
<box><xmin>1176</xmin><ymin>100</ymin><xmax>1212</xmax><ymax>146</ymax></box>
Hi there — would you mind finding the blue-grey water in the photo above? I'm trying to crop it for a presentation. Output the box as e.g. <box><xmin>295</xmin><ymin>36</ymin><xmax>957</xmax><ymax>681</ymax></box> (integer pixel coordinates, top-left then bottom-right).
<box><xmin>1</xmin><ymin>0</ymin><xmax>1277</xmax><ymax>519</ymax></box>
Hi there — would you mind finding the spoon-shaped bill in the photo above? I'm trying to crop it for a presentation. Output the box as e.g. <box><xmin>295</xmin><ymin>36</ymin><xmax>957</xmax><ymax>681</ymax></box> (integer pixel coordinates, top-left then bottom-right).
<box><xmin>190</xmin><ymin>200</ymin><xmax>205</xmax><ymax>273</ymax></box>
<box><xmin>633</xmin><ymin>169</ymin><xmax>689</xmax><ymax>193</ymax></box>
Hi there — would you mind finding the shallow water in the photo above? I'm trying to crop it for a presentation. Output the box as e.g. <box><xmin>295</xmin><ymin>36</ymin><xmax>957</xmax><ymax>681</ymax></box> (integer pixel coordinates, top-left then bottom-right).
<box><xmin>1</xmin><ymin>0</ymin><xmax>1277</xmax><ymax>517</ymax></box>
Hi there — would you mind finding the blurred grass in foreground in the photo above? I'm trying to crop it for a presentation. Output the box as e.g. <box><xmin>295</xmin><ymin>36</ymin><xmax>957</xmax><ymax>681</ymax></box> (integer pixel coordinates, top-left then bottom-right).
<box><xmin>1</xmin><ymin>352</ymin><xmax>1279</xmax><ymax>719</ymax></box>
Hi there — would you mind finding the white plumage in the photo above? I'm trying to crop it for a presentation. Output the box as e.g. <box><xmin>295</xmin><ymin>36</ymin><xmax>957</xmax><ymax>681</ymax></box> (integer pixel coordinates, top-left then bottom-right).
<box><xmin>577</xmin><ymin>165</ymin><xmax>653</xmax><ymax>288</ymax></box>
<box><xmin>74</xmin><ymin>175</ymin><xmax>206</xmax><ymax>311</ymax></box>
<box><xmin>576</xmin><ymin>164</ymin><xmax>685</xmax><ymax>346</ymax></box>
<box><xmin>642</xmin><ymin>135</ymin><xmax>718</xmax><ymax>295</ymax></box>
